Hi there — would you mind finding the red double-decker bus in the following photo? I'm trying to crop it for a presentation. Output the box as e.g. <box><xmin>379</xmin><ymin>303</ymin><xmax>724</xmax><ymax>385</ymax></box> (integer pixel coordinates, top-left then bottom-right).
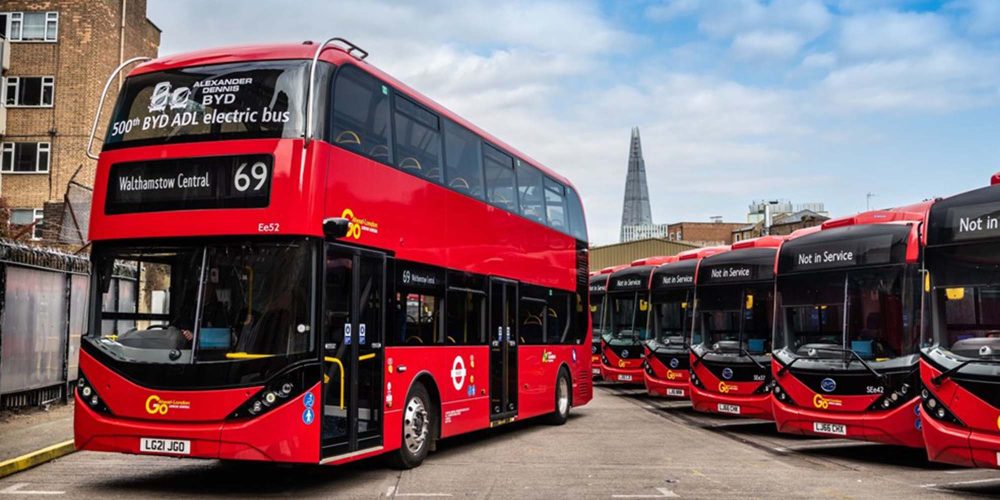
<box><xmin>642</xmin><ymin>247</ymin><xmax>727</xmax><ymax>398</ymax></box>
<box><xmin>589</xmin><ymin>266</ymin><xmax>623</xmax><ymax>378</ymax></box>
<box><xmin>689</xmin><ymin>237</ymin><xmax>782</xmax><ymax>418</ymax></box>
<box><xmin>771</xmin><ymin>205</ymin><xmax>930</xmax><ymax>447</ymax></box>
<box><xmin>920</xmin><ymin>177</ymin><xmax>1000</xmax><ymax>468</ymax></box>
<box><xmin>74</xmin><ymin>39</ymin><xmax>592</xmax><ymax>469</ymax></box>
<box><xmin>599</xmin><ymin>257</ymin><xmax>673</xmax><ymax>383</ymax></box>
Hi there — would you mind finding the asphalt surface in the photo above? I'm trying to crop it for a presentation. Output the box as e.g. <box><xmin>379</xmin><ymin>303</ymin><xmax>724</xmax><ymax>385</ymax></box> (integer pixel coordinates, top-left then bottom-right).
<box><xmin>1</xmin><ymin>384</ymin><xmax>999</xmax><ymax>498</ymax></box>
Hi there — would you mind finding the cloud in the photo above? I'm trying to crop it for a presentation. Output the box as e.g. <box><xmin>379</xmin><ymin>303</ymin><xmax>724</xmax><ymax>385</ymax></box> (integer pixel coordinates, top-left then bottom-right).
<box><xmin>819</xmin><ymin>44</ymin><xmax>1000</xmax><ymax>112</ymax></box>
<box><xmin>732</xmin><ymin>30</ymin><xmax>805</xmax><ymax>61</ymax></box>
<box><xmin>948</xmin><ymin>0</ymin><xmax>1000</xmax><ymax>37</ymax></box>
<box><xmin>838</xmin><ymin>10</ymin><xmax>952</xmax><ymax>59</ymax></box>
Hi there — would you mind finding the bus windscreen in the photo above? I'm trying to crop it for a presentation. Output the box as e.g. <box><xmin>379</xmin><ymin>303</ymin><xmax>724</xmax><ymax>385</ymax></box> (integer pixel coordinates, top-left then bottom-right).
<box><xmin>104</xmin><ymin>60</ymin><xmax>309</xmax><ymax>149</ymax></box>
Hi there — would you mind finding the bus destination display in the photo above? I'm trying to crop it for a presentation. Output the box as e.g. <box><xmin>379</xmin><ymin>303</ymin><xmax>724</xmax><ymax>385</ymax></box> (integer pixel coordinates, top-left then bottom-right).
<box><xmin>106</xmin><ymin>154</ymin><xmax>272</xmax><ymax>214</ymax></box>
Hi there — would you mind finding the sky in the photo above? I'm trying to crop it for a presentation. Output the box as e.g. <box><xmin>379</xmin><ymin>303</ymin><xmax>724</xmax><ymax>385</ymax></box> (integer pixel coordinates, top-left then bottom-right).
<box><xmin>147</xmin><ymin>0</ymin><xmax>1000</xmax><ymax>245</ymax></box>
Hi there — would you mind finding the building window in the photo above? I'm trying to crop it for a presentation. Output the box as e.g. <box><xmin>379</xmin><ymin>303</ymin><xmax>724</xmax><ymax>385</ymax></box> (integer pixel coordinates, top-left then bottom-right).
<box><xmin>1</xmin><ymin>142</ymin><xmax>51</xmax><ymax>173</ymax></box>
<box><xmin>9</xmin><ymin>208</ymin><xmax>43</xmax><ymax>240</ymax></box>
<box><xmin>4</xmin><ymin>77</ymin><xmax>55</xmax><ymax>106</ymax></box>
<box><xmin>7</xmin><ymin>12</ymin><xmax>58</xmax><ymax>42</ymax></box>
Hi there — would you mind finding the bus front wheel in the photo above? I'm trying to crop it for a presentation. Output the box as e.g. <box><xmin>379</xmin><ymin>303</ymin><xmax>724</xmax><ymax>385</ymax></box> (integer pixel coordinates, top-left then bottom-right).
<box><xmin>388</xmin><ymin>383</ymin><xmax>435</xmax><ymax>469</ymax></box>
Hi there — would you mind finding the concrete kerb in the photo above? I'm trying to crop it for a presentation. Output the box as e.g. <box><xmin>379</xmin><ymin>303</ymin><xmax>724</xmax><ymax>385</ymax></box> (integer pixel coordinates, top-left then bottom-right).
<box><xmin>0</xmin><ymin>440</ymin><xmax>76</xmax><ymax>480</ymax></box>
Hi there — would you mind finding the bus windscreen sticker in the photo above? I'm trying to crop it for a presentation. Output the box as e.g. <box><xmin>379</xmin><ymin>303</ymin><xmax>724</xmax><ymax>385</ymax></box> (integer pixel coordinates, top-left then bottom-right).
<box><xmin>105</xmin><ymin>154</ymin><xmax>272</xmax><ymax>214</ymax></box>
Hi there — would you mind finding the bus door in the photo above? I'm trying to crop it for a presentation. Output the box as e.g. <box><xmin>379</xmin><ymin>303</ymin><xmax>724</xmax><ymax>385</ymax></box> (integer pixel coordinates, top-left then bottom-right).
<box><xmin>489</xmin><ymin>278</ymin><xmax>518</xmax><ymax>422</ymax></box>
<box><xmin>321</xmin><ymin>244</ymin><xmax>385</xmax><ymax>459</ymax></box>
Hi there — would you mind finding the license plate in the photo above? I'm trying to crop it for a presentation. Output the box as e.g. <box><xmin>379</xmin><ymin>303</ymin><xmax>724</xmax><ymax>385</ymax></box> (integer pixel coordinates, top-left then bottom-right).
<box><xmin>666</xmin><ymin>388</ymin><xmax>685</xmax><ymax>397</ymax></box>
<box><xmin>618</xmin><ymin>374</ymin><xmax>633</xmax><ymax>381</ymax></box>
<box><xmin>718</xmin><ymin>403</ymin><xmax>740</xmax><ymax>414</ymax></box>
<box><xmin>813</xmin><ymin>422</ymin><xmax>847</xmax><ymax>435</ymax></box>
<box><xmin>592</xmin><ymin>368</ymin><xmax>600</xmax><ymax>375</ymax></box>
<box><xmin>140</xmin><ymin>437</ymin><xmax>190</xmax><ymax>455</ymax></box>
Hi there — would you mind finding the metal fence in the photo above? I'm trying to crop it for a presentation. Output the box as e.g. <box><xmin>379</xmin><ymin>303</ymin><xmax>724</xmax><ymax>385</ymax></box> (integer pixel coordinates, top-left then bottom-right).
<box><xmin>0</xmin><ymin>240</ymin><xmax>90</xmax><ymax>409</ymax></box>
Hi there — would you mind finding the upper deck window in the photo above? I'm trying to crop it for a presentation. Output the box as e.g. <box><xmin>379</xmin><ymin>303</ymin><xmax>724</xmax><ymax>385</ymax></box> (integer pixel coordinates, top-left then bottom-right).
<box><xmin>483</xmin><ymin>144</ymin><xmax>517</xmax><ymax>212</ymax></box>
<box><xmin>515</xmin><ymin>160</ymin><xmax>544</xmax><ymax>224</ymax></box>
<box><xmin>393</xmin><ymin>95</ymin><xmax>443</xmax><ymax>182</ymax></box>
<box><xmin>104</xmin><ymin>60</ymin><xmax>308</xmax><ymax>150</ymax></box>
<box><xmin>442</xmin><ymin>120</ymin><xmax>484</xmax><ymax>199</ymax></box>
<box><xmin>332</xmin><ymin>66</ymin><xmax>391</xmax><ymax>162</ymax></box>
<box><xmin>566</xmin><ymin>187</ymin><xmax>588</xmax><ymax>241</ymax></box>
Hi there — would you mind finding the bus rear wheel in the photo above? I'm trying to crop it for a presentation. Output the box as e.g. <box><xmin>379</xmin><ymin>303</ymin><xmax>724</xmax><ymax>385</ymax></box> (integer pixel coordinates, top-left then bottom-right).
<box><xmin>544</xmin><ymin>369</ymin><xmax>571</xmax><ymax>425</ymax></box>
<box><xmin>387</xmin><ymin>383</ymin><xmax>435</xmax><ymax>469</ymax></box>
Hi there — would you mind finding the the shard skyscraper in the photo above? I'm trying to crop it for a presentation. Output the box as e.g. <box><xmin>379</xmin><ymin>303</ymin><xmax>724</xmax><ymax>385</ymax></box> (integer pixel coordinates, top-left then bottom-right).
<box><xmin>619</xmin><ymin>127</ymin><xmax>653</xmax><ymax>242</ymax></box>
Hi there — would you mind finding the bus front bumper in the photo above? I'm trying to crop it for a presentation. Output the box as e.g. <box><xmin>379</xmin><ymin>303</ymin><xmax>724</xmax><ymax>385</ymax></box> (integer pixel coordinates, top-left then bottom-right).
<box><xmin>922</xmin><ymin>411</ymin><xmax>1000</xmax><ymax>469</ymax></box>
<box><xmin>601</xmin><ymin>363</ymin><xmax>643</xmax><ymax>384</ymax></box>
<box><xmin>690</xmin><ymin>385</ymin><xmax>773</xmax><ymax>420</ymax></box>
<box><xmin>772</xmin><ymin>397</ymin><xmax>924</xmax><ymax>448</ymax></box>
<box><xmin>643</xmin><ymin>370</ymin><xmax>689</xmax><ymax>398</ymax></box>
<box><xmin>74</xmin><ymin>385</ymin><xmax>322</xmax><ymax>463</ymax></box>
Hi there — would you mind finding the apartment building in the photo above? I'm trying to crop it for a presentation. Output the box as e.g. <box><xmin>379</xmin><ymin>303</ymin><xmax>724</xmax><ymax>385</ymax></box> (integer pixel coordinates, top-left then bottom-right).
<box><xmin>1</xmin><ymin>0</ymin><xmax>159</xmax><ymax>241</ymax></box>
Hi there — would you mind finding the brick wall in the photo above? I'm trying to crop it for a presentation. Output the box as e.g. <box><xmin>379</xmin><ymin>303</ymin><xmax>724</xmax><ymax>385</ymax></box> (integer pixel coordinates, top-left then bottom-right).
<box><xmin>666</xmin><ymin>222</ymin><xmax>745</xmax><ymax>245</ymax></box>
<box><xmin>2</xmin><ymin>0</ymin><xmax>159</xmax><ymax>240</ymax></box>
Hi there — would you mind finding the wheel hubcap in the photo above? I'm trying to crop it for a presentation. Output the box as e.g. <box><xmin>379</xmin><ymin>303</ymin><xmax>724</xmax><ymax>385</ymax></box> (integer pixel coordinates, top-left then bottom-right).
<box><xmin>403</xmin><ymin>397</ymin><xmax>429</xmax><ymax>454</ymax></box>
<box><xmin>557</xmin><ymin>377</ymin><xmax>570</xmax><ymax>415</ymax></box>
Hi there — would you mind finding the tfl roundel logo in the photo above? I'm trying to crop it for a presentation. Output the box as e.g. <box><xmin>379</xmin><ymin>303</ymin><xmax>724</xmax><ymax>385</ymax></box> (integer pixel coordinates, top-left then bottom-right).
<box><xmin>820</xmin><ymin>378</ymin><xmax>837</xmax><ymax>393</ymax></box>
<box><xmin>669</xmin><ymin>358</ymin><xmax>679</xmax><ymax>369</ymax></box>
<box><xmin>721</xmin><ymin>367</ymin><xmax>734</xmax><ymax>380</ymax></box>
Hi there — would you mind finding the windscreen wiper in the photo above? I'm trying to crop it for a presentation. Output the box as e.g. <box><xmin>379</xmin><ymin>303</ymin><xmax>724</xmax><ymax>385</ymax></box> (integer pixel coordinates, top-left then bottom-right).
<box><xmin>777</xmin><ymin>355</ymin><xmax>804</xmax><ymax>376</ymax></box>
<box><xmin>931</xmin><ymin>357</ymin><xmax>1000</xmax><ymax>386</ymax></box>
<box><xmin>811</xmin><ymin>346</ymin><xmax>885</xmax><ymax>381</ymax></box>
<box><xmin>739</xmin><ymin>348</ymin><xmax>765</xmax><ymax>370</ymax></box>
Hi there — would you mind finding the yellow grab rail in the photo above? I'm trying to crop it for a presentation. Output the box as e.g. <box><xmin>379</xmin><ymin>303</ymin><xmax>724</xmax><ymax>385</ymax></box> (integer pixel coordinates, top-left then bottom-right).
<box><xmin>324</xmin><ymin>356</ymin><xmax>345</xmax><ymax>409</ymax></box>
<box><xmin>225</xmin><ymin>352</ymin><xmax>275</xmax><ymax>360</ymax></box>
<box><xmin>358</xmin><ymin>353</ymin><xmax>376</xmax><ymax>361</ymax></box>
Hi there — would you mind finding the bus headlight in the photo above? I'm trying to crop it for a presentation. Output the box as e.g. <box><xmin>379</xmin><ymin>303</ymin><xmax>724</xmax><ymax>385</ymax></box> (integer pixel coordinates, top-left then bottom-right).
<box><xmin>76</xmin><ymin>373</ymin><xmax>111</xmax><ymax>415</ymax></box>
<box><xmin>227</xmin><ymin>365</ymin><xmax>318</xmax><ymax>420</ymax></box>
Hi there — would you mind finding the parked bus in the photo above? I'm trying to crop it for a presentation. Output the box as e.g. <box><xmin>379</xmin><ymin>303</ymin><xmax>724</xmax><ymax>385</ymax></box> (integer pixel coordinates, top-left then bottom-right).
<box><xmin>590</xmin><ymin>266</ymin><xmax>624</xmax><ymax>378</ymax></box>
<box><xmin>921</xmin><ymin>178</ymin><xmax>1000</xmax><ymax>468</ymax></box>
<box><xmin>771</xmin><ymin>205</ymin><xmax>930</xmax><ymax>447</ymax></box>
<box><xmin>643</xmin><ymin>247</ymin><xmax>727</xmax><ymax>398</ymax></box>
<box><xmin>599</xmin><ymin>257</ymin><xmax>674</xmax><ymax>383</ymax></box>
<box><xmin>74</xmin><ymin>39</ymin><xmax>592</xmax><ymax>469</ymax></box>
<box><xmin>689</xmin><ymin>237</ymin><xmax>782</xmax><ymax>418</ymax></box>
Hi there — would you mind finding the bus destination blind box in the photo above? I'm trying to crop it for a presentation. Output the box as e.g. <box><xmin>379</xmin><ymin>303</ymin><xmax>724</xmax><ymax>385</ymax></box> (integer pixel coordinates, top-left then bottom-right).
<box><xmin>105</xmin><ymin>154</ymin><xmax>273</xmax><ymax>214</ymax></box>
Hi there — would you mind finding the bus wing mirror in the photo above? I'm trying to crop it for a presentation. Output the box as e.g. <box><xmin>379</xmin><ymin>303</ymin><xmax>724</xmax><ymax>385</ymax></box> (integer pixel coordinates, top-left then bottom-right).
<box><xmin>323</xmin><ymin>217</ymin><xmax>351</xmax><ymax>239</ymax></box>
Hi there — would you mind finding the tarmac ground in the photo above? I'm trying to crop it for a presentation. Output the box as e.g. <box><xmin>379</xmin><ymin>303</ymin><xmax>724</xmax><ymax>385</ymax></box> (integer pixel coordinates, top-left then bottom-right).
<box><xmin>1</xmin><ymin>384</ymin><xmax>999</xmax><ymax>499</ymax></box>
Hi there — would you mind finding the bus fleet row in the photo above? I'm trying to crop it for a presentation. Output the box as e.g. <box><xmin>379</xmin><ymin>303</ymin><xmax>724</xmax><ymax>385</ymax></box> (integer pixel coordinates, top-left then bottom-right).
<box><xmin>591</xmin><ymin>175</ymin><xmax>1000</xmax><ymax>470</ymax></box>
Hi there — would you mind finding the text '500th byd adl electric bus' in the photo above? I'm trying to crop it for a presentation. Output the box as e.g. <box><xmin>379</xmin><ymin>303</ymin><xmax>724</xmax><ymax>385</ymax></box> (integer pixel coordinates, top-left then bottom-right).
<box><xmin>690</xmin><ymin>237</ymin><xmax>782</xmax><ymax>419</ymax></box>
<box><xmin>590</xmin><ymin>266</ymin><xmax>623</xmax><ymax>378</ymax></box>
<box><xmin>771</xmin><ymin>204</ymin><xmax>931</xmax><ymax>447</ymax></box>
<box><xmin>642</xmin><ymin>247</ymin><xmax>727</xmax><ymax>398</ymax></box>
<box><xmin>74</xmin><ymin>38</ymin><xmax>592</xmax><ymax>469</ymax></box>
<box><xmin>920</xmin><ymin>176</ymin><xmax>1000</xmax><ymax>469</ymax></box>
<box><xmin>599</xmin><ymin>257</ymin><xmax>674</xmax><ymax>383</ymax></box>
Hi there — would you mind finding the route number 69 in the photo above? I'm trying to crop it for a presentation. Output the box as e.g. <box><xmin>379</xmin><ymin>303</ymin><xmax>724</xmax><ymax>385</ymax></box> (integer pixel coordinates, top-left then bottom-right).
<box><xmin>234</xmin><ymin>162</ymin><xmax>268</xmax><ymax>192</ymax></box>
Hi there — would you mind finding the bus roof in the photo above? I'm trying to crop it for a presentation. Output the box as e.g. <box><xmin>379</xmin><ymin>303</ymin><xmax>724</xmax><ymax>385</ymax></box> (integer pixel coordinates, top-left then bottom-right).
<box><xmin>677</xmin><ymin>245</ymin><xmax>729</xmax><ymax>261</ymax></box>
<box><xmin>127</xmin><ymin>41</ymin><xmax>574</xmax><ymax>188</ymax></box>
<box><xmin>630</xmin><ymin>255</ymin><xmax>678</xmax><ymax>267</ymax></box>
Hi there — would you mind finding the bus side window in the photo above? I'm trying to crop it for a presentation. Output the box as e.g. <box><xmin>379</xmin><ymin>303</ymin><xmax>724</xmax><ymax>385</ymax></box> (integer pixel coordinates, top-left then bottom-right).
<box><xmin>442</xmin><ymin>120</ymin><xmax>485</xmax><ymax>199</ymax></box>
<box><xmin>390</xmin><ymin>263</ymin><xmax>445</xmax><ymax>346</ymax></box>
<box><xmin>543</xmin><ymin>177</ymin><xmax>567</xmax><ymax>231</ymax></box>
<box><xmin>331</xmin><ymin>66</ymin><xmax>391</xmax><ymax>163</ymax></box>
<box><xmin>565</xmin><ymin>186</ymin><xmax>588</xmax><ymax>242</ymax></box>
<box><xmin>547</xmin><ymin>290</ymin><xmax>572</xmax><ymax>343</ymax></box>
<box><xmin>446</xmin><ymin>288</ymin><xmax>485</xmax><ymax>345</ymax></box>
<box><xmin>483</xmin><ymin>144</ymin><xmax>518</xmax><ymax>213</ymax></box>
<box><xmin>515</xmin><ymin>160</ymin><xmax>545</xmax><ymax>224</ymax></box>
<box><xmin>393</xmin><ymin>95</ymin><xmax>443</xmax><ymax>183</ymax></box>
